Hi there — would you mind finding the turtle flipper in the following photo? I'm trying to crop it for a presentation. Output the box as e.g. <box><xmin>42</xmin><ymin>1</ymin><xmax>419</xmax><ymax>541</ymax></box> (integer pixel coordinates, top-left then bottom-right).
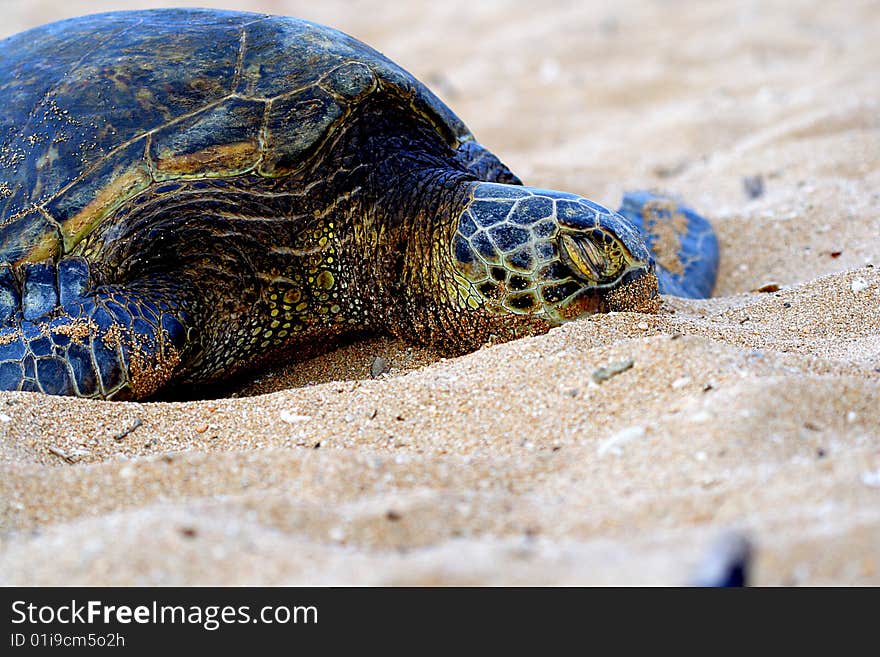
<box><xmin>0</xmin><ymin>257</ymin><xmax>193</xmax><ymax>399</ymax></box>
<box><xmin>616</xmin><ymin>191</ymin><xmax>719</xmax><ymax>299</ymax></box>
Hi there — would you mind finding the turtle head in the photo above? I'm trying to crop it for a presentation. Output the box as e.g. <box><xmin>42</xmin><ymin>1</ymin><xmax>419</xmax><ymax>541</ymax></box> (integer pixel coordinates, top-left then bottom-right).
<box><xmin>449</xmin><ymin>182</ymin><xmax>659</xmax><ymax>324</ymax></box>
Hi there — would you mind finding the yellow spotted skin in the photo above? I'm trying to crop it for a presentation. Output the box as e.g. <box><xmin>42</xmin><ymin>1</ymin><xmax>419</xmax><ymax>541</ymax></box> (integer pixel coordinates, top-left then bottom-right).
<box><xmin>0</xmin><ymin>9</ymin><xmax>484</xmax><ymax>396</ymax></box>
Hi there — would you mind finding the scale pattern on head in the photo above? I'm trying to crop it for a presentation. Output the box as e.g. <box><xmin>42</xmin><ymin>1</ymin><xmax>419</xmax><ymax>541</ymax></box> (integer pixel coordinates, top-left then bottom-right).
<box><xmin>451</xmin><ymin>182</ymin><xmax>654</xmax><ymax>321</ymax></box>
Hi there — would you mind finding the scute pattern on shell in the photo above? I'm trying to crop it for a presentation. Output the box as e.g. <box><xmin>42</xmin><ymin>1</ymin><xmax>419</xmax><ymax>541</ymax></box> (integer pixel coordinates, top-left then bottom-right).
<box><xmin>0</xmin><ymin>8</ymin><xmax>472</xmax><ymax>264</ymax></box>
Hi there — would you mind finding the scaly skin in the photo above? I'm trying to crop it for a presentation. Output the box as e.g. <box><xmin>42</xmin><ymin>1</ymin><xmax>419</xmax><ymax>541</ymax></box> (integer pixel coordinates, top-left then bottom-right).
<box><xmin>0</xmin><ymin>95</ymin><xmax>706</xmax><ymax>398</ymax></box>
<box><xmin>0</xmin><ymin>11</ymin><xmax>718</xmax><ymax>399</ymax></box>
<box><xmin>0</xmin><ymin>258</ymin><xmax>192</xmax><ymax>398</ymax></box>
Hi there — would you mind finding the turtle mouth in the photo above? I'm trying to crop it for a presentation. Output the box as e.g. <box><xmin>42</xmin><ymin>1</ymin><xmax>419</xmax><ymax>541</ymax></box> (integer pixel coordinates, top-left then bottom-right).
<box><xmin>548</xmin><ymin>226</ymin><xmax>658</xmax><ymax>321</ymax></box>
<box><xmin>549</xmin><ymin>263</ymin><xmax>659</xmax><ymax>321</ymax></box>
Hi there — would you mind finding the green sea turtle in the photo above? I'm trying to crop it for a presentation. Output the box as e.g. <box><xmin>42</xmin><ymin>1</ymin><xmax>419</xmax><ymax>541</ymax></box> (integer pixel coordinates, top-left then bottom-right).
<box><xmin>0</xmin><ymin>9</ymin><xmax>718</xmax><ymax>399</ymax></box>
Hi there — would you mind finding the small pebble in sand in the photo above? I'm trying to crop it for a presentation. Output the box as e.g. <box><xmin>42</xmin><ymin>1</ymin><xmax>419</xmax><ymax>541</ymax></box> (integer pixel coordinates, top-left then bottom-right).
<box><xmin>280</xmin><ymin>410</ymin><xmax>311</xmax><ymax>423</ymax></box>
<box><xmin>113</xmin><ymin>418</ymin><xmax>143</xmax><ymax>441</ymax></box>
<box><xmin>851</xmin><ymin>278</ymin><xmax>868</xmax><ymax>293</ymax></box>
<box><xmin>597</xmin><ymin>425</ymin><xmax>645</xmax><ymax>456</ymax></box>
<box><xmin>47</xmin><ymin>445</ymin><xmax>77</xmax><ymax>464</ymax></box>
<box><xmin>0</xmin><ymin>412</ymin><xmax>10</xmax><ymax>422</ymax></box>
<box><xmin>752</xmin><ymin>282</ymin><xmax>781</xmax><ymax>293</ymax></box>
<box><xmin>371</xmin><ymin>356</ymin><xmax>389</xmax><ymax>378</ymax></box>
<box><xmin>846</xmin><ymin>411</ymin><xmax>858</xmax><ymax>423</ymax></box>
<box><xmin>671</xmin><ymin>376</ymin><xmax>692</xmax><ymax>389</ymax></box>
<box><xmin>692</xmin><ymin>531</ymin><xmax>753</xmax><ymax>586</ymax></box>
<box><xmin>862</xmin><ymin>470</ymin><xmax>880</xmax><ymax>488</ymax></box>
<box><xmin>653</xmin><ymin>159</ymin><xmax>689</xmax><ymax>178</ymax></box>
<box><xmin>742</xmin><ymin>174</ymin><xmax>765</xmax><ymax>199</ymax></box>
<box><xmin>591</xmin><ymin>359</ymin><xmax>634</xmax><ymax>384</ymax></box>
<box><xmin>637</xmin><ymin>322</ymin><xmax>649</xmax><ymax>330</ymax></box>
<box><xmin>178</xmin><ymin>527</ymin><xmax>198</xmax><ymax>539</ymax></box>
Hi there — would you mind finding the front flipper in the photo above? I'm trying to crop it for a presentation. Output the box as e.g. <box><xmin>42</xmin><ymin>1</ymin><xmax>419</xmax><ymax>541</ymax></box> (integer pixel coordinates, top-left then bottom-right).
<box><xmin>616</xmin><ymin>191</ymin><xmax>719</xmax><ymax>299</ymax></box>
<box><xmin>0</xmin><ymin>257</ymin><xmax>194</xmax><ymax>399</ymax></box>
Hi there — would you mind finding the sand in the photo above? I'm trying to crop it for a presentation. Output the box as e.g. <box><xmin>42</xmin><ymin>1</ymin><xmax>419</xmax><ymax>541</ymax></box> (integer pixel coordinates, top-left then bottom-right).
<box><xmin>1</xmin><ymin>0</ymin><xmax>879</xmax><ymax>585</ymax></box>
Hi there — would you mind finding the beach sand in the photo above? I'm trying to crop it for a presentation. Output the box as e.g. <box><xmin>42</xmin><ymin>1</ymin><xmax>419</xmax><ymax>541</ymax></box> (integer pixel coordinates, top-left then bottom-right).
<box><xmin>1</xmin><ymin>0</ymin><xmax>878</xmax><ymax>585</ymax></box>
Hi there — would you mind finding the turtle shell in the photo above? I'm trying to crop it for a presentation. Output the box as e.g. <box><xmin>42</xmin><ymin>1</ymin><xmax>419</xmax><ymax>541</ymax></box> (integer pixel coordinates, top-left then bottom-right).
<box><xmin>0</xmin><ymin>8</ymin><xmax>472</xmax><ymax>263</ymax></box>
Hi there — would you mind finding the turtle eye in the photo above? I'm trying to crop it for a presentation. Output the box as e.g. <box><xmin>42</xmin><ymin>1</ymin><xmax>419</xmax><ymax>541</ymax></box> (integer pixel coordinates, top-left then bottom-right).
<box><xmin>558</xmin><ymin>229</ymin><xmax>628</xmax><ymax>283</ymax></box>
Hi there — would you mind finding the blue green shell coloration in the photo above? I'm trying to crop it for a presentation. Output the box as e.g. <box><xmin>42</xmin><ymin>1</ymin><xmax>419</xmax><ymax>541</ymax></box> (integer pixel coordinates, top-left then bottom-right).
<box><xmin>0</xmin><ymin>8</ymin><xmax>472</xmax><ymax>263</ymax></box>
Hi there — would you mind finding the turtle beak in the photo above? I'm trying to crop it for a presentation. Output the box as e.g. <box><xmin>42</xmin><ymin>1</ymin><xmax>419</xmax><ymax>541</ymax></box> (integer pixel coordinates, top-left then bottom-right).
<box><xmin>555</xmin><ymin>218</ymin><xmax>659</xmax><ymax>318</ymax></box>
<box><xmin>554</xmin><ymin>263</ymin><xmax>659</xmax><ymax>320</ymax></box>
<box><xmin>602</xmin><ymin>264</ymin><xmax>660</xmax><ymax>312</ymax></box>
